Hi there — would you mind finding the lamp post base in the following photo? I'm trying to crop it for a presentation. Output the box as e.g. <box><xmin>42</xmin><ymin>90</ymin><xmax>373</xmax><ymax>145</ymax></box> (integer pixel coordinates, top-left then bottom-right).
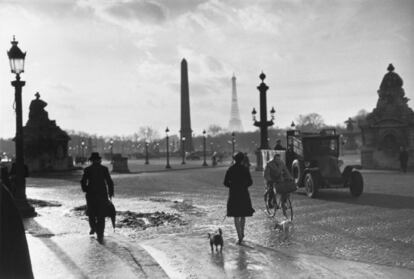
<box><xmin>255</xmin><ymin>149</ymin><xmax>264</xmax><ymax>171</ymax></box>
<box><xmin>202</xmin><ymin>161</ymin><xmax>208</xmax><ymax>167</ymax></box>
<box><xmin>166</xmin><ymin>164</ymin><xmax>171</xmax><ymax>169</ymax></box>
<box><xmin>15</xmin><ymin>198</ymin><xmax>37</xmax><ymax>218</ymax></box>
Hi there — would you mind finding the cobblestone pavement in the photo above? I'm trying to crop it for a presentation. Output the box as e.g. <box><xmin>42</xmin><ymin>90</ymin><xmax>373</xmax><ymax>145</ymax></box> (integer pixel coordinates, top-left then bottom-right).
<box><xmin>25</xmin><ymin>162</ymin><xmax>414</xmax><ymax>277</ymax></box>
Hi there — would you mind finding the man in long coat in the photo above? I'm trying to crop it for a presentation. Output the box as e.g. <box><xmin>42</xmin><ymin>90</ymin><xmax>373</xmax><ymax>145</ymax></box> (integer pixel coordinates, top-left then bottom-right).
<box><xmin>81</xmin><ymin>152</ymin><xmax>114</xmax><ymax>243</ymax></box>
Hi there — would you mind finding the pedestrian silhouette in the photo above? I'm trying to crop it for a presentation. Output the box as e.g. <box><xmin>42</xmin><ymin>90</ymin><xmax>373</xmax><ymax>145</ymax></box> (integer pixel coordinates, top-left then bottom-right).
<box><xmin>80</xmin><ymin>152</ymin><xmax>114</xmax><ymax>243</ymax></box>
<box><xmin>274</xmin><ymin>139</ymin><xmax>285</xmax><ymax>151</ymax></box>
<box><xmin>223</xmin><ymin>152</ymin><xmax>255</xmax><ymax>244</ymax></box>
<box><xmin>399</xmin><ymin>146</ymin><xmax>409</xmax><ymax>173</ymax></box>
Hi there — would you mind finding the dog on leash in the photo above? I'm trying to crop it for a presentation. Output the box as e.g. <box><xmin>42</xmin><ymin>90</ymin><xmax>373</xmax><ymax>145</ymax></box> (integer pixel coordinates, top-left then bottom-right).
<box><xmin>208</xmin><ymin>228</ymin><xmax>223</xmax><ymax>253</ymax></box>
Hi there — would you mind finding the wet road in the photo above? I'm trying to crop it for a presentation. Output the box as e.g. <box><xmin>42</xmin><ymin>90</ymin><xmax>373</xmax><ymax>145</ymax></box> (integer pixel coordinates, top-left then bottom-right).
<box><xmin>26</xmin><ymin>162</ymin><xmax>414</xmax><ymax>278</ymax></box>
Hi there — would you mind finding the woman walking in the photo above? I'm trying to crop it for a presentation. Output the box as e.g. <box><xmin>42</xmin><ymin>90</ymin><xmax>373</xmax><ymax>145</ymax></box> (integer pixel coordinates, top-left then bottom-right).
<box><xmin>223</xmin><ymin>152</ymin><xmax>255</xmax><ymax>244</ymax></box>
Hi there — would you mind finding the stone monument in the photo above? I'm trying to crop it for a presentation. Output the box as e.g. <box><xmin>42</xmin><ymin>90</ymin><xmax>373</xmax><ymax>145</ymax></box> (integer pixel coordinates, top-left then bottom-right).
<box><xmin>23</xmin><ymin>92</ymin><xmax>73</xmax><ymax>171</ymax></box>
<box><xmin>111</xmin><ymin>153</ymin><xmax>130</xmax><ymax>173</ymax></box>
<box><xmin>180</xmin><ymin>58</ymin><xmax>194</xmax><ymax>151</ymax></box>
<box><xmin>359</xmin><ymin>64</ymin><xmax>414</xmax><ymax>169</ymax></box>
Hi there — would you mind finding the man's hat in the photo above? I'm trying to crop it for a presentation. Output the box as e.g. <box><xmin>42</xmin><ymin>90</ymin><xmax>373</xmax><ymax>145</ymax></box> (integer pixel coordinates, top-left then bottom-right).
<box><xmin>88</xmin><ymin>152</ymin><xmax>101</xmax><ymax>161</ymax></box>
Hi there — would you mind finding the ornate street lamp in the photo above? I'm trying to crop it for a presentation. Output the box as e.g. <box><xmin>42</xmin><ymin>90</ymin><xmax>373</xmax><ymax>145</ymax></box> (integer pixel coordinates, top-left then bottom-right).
<box><xmin>145</xmin><ymin>140</ymin><xmax>149</xmax><ymax>165</ymax></box>
<box><xmin>202</xmin><ymin>130</ymin><xmax>208</xmax><ymax>166</ymax></box>
<box><xmin>270</xmin><ymin>106</ymin><xmax>276</xmax><ymax>121</ymax></box>
<box><xmin>81</xmin><ymin>139</ymin><xmax>85</xmax><ymax>162</ymax></box>
<box><xmin>251</xmin><ymin>72</ymin><xmax>275</xmax><ymax>150</ymax></box>
<box><xmin>7</xmin><ymin>36</ymin><xmax>35</xmax><ymax>217</ymax></box>
<box><xmin>165</xmin><ymin>127</ymin><xmax>171</xmax><ymax>169</ymax></box>
<box><xmin>181</xmin><ymin>136</ymin><xmax>186</xmax><ymax>165</ymax></box>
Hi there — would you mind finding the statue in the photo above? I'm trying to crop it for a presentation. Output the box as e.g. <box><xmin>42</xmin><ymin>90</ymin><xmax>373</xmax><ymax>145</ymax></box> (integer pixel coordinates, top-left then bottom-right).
<box><xmin>345</xmin><ymin>117</ymin><xmax>356</xmax><ymax>132</ymax></box>
<box><xmin>28</xmin><ymin>92</ymin><xmax>48</xmax><ymax>122</ymax></box>
<box><xmin>23</xmin><ymin>92</ymin><xmax>72</xmax><ymax>172</ymax></box>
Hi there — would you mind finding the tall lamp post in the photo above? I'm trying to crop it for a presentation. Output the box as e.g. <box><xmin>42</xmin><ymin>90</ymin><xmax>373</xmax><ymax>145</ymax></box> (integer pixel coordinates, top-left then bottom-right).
<box><xmin>181</xmin><ymin>136</ymin><xmax>186</xmax><ymax>165</ymax></box>
<box><xmin>81</xmin><ymin>139</ymin><xmax>85</xmax><ymax>162</ymax></box>
<box><xmin>251</xmin><ymin>72</ymin><xmax>275</xmax><ymax>150</ymax></box>
<box><xmin>202</xmin><ymin>130</ymin><xmax>208</xmax><ymax>166</ymax></box>
<box><xmin>7</xmin><ymin>36</ymin><xmax>35</xmax><ymax>217</ymax></box>
<box><xmin>145</xmin><ymin>140</ymin><xmax>149</xmax><ymax>165</ymax></box>
<box><xmin>109</xmin><ymin>138</ymin><xmax>114</xmax><ymax>162</ymax></box>
<box><xmin>231</xmin><ymin>132</ymin><xmax>236</xmax><ymax>155</ymax></box>
<box><xmin>165</xmin><ymin>127</ymin><xmax>171</xmax><ymax>169</ymax></box>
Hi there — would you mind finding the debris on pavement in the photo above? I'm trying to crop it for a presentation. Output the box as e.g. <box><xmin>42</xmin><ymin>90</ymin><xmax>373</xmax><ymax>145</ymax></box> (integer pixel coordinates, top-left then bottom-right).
<box><xmin>70</xmin><ymin>205</ymin><xmax>188</xmax><ymax>230</ymax></box>
<box><xmin>117</xmin><ymin>211</ymin><xmax>188</xmax><ymax>230</ymax></box>
<box><xmin>28</xmin><ymin>198</ymin><xmax>62</xmax><ymax>208</ymax></box>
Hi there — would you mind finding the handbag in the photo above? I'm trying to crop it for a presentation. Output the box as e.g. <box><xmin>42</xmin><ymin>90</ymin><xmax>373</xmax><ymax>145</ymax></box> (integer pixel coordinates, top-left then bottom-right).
<box><xmin>275</xmin><ymin>179</ymin><xmax>297</xmax><ymax>194</ymax></box>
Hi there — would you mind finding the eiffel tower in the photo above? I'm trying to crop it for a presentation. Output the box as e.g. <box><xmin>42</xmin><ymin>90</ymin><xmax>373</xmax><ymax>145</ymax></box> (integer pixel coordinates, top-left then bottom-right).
<box><xmin>228</xmin><ymin>74</ymin><xmax>243</xmax><ymax>132</ymax></box>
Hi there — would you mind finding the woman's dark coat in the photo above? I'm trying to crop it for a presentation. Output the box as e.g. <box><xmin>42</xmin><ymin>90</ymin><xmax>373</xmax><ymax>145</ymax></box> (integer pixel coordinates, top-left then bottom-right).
<box><xmin>223</xmin><ymin>163</ymin><xmax>255</xmax><ymax>217</ymax></box>
<box><xmin>0</xmin><ymin>184</ymin><xmax>34</xmax><ymax>279</ymax></box>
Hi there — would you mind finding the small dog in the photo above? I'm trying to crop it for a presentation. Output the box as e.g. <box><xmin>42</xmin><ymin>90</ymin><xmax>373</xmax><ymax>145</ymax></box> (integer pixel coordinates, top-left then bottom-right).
<box><xmin>208</xmin><ymin>228</ymin><xmax>224</xmax><ymax>253</ymax></box>
<box><xmin>274</xmin><ymin>219</ymin><xmax>294</xmax><ymax>239</ymax></box>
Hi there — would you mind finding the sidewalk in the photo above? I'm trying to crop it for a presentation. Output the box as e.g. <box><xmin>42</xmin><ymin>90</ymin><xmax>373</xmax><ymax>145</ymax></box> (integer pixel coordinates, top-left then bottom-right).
<box><xmin>24</xmin><ymin>204</ymin><xmax>168</xmax><ymax>279</ymax></box>
<box><xmin>24</xmin><ymin>206</ymin><xmax>414</xmax><ymax>279</ymax></box>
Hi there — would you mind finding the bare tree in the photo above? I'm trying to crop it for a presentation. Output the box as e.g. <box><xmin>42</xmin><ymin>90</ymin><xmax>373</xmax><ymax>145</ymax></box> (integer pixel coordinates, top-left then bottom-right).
<box><xmin>207</xmin><ymin>124</ymin><xmax>224</xmax><ymax>136</ymax></box>
<box><xmin>138</xmin><ymin>126</ymin><xmax>160</xmax><ymax>141</ymax></box>
<box><xmin>296</xmin><ymin>113</ymin><xmax>326</xmax><ymax>132</ymax></box>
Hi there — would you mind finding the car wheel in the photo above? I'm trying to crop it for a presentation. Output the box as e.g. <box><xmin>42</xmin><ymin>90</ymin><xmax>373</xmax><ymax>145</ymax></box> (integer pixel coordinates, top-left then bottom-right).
<box><xmin>349</xmin><ymin>171</ymin><xmax>363</xmax><ymax>197</ymax></box>
<box><xmin>291</xmin><ymin>160</ymin><xmax>303</xmax><ymax>186</ymax></box>
<box><xmin>304</xmin><ymin>173</ymin><xmax>318</xmax><ymax>198</ymax></box>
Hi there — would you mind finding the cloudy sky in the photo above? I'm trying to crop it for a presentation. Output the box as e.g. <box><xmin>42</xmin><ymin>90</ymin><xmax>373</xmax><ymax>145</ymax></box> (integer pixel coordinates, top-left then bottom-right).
<box><xmin>1</xmin><ymin>0</ymin><xmax>413</xmax><ymax>138</ymax></box>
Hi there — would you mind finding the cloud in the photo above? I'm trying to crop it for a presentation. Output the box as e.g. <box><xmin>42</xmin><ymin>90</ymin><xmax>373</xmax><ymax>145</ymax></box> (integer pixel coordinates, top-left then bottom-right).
<box><xmin>106</xmin><ymin>0</ymin><xmax>166</xmax><ymax>23</ymax></box>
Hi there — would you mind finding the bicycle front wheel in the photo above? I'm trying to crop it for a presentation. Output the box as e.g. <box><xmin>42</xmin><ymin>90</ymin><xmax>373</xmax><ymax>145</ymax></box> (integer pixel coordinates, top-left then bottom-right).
<box><xmin>264</xmin><ymin>190</ymin><xmax>277</xmax><ymax>217</ymax></box>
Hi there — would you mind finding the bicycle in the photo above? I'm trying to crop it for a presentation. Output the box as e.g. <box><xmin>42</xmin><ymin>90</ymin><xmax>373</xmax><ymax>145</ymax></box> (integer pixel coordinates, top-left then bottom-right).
<box><xmin>264</xmin><ymin>183</ymin><xmax>293</xmax><ymax>221</ymax></box>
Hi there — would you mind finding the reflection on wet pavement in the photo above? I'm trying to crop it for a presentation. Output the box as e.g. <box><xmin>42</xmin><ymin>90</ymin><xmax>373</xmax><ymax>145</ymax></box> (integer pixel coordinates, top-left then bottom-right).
<box><xmin>25</xmin><ymin>164</ymin><xmax>414</xmax><ymax>278</ymax></box>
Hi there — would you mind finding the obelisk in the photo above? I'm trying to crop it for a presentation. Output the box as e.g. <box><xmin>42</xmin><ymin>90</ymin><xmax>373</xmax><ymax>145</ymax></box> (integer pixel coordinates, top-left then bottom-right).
<box><xmin>180</xmin><ymin>58</ymin><xmax>193</xmax><ymax>151</ymax></box>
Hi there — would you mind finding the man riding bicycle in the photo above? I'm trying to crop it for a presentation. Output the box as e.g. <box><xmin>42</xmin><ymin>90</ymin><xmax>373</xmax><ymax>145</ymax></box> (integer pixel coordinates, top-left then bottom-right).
<box><xmin>264</xmin><ymin>153</ymin><xmax>294</xmax><ymax>215</ymax></box>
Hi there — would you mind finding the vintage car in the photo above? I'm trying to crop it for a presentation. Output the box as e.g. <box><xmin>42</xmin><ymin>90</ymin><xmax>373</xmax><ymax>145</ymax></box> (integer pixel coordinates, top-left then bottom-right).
<box><xmin>285</xmin><ymin>129</ymin><xmax>363</xmax><ymax>198</ymax></box>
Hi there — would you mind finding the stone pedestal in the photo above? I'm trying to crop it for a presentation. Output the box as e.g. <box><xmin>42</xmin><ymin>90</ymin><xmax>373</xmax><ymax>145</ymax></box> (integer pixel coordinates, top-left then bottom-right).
<box><xmin>23</xmin><ymin>93</ymin><xmax>73</xmax><ymax>172</ymax></box>
<box><xmin>112</xmin><ymin>154</ymin><xmax>130</xmax><ymax>173</ymax></box>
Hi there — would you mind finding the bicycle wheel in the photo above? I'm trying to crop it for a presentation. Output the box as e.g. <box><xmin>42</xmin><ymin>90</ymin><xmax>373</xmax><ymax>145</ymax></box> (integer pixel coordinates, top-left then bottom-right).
<box><xmin>274</xmin><ymin>193</ymin><xmax>293</xmax><ymax>221</ymax></box>
<box><xmin>264</xmin><ymin>189</ymin><xmax>277</xmax><ymax>217</ymax></box>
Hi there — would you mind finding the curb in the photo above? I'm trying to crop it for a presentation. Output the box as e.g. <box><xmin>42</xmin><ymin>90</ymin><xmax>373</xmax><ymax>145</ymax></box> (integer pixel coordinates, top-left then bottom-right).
<box><xmin>108</xmin><ymin>234</ymin><xmax>169</xmax><ymax>279</ymax></box>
